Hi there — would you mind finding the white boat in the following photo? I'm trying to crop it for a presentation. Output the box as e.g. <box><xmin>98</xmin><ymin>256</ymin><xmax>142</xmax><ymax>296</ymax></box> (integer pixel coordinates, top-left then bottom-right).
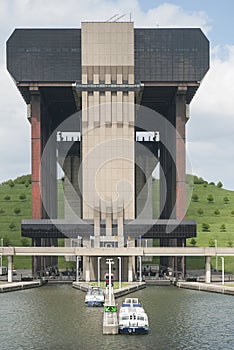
<box><xmin>118</xmin><ymin>297</ymin><xmax>149</xmax><ymax>334</ymax></box>
<box><xmin>85</xmin><ymin>287</ymin><xmax>105</xmax><ymax>307</ymax></box>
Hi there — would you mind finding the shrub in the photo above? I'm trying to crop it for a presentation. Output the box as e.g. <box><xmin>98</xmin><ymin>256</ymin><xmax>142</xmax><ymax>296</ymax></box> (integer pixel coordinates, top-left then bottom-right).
<box><xmin>197</xmin><ymin>208</ymin><xmax>204</xmax><ymax>216</ymax></box>
<box><xmin>231</xmin><ymin>210</ymin><xmax>234</xmax><ymax>216</ymax></box>
<box><xmin>4</xmin><ymin>195</ymin><xmax>10</xmax><ymax>201</ymax></box>
<box><xmin>203</xmin><ymin>183</ymin><xmax>207</xmax><ymax>188</ymax></box>
<box><xmin>9</xmin><ymin>222</ymin><xmax>16</xmax><ymax>230</ymax></box>
<box><xmin>25</xmin><ymin>181</ymin><xmax>29</xmax><ymax>188</ymax></box>
<box><xmin>202</xmin><ymin>223</ymin><xmax>210</xmax><ymax>232</ymax></box>
<box><xmin>209</xmin><ymin>182</ymin><xmax>215</xmax><ymax>186</ymax></box>
<box><xmin>14</xmin><ymin>207</ymin><xmax>21</xmax><ymax>215</ymax></box>
<box><xmin>0</xmin><ymin>208</ymin><xmax>5</xmax><ymax>214</ymax></box>
<box><xmin>21</xmin><ymin>238</ymin><xmax>31</xmax><ymax>246</ymax></box>
<box><xmin>19</xmin><ymin>193</ymin><xmax>26</xmax><ymax>201</ymax></box>
<box><xmin>192</xmin><ymin>193</ymin><xmax>199</xmax><ymax>202</ymax></box>
<box><xmin>220</xmin><ymin>224</ymin><xmax>226</xmax><ymax>232</ymax></box>
<box><xmin>190</xmin><ymin>238</ymin><xmax>197</xmax><ymax>246</ymax></box>
<box><xmin>217</xmin><ymin>181</ymin><xmax>223</xmax><ymax>188</ymax></box>
<box><xmin>208</xmin><ymin>239</ymin><xmax>215</xmax><ymax>247</ymax></box>
<box><xmin>2</xmin><ymin>235</ymin><xmax>11</xmax><ymax>246</ymax></box>
<box><xmin>223</xmin><ymin>196</ymin><xmax>229</xmax><ymax>204</ymax></box>
<box><xmin>207</xmin><ymin>194</ymin><xmax>214</xmax><ymax>203</ymax></box>
<box><xmin>227</xmin><ymin>240</ymin><xmax>233</xmax><ymax>247</ymax></box>
<box><xmin>214</xmin><ymin>208</ymin><xmax>220</xmax><ymax>216</ymax></box>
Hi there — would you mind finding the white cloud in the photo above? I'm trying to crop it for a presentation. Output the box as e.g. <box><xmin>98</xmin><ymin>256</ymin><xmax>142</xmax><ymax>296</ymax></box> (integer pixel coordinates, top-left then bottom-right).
<box><xmin>134</xmin><ymin>3</ymin><xmax>212</xmax><ymax>32</ymax></box>
<box><xmin>187</xmin><ymin>44</ymin><xmax>234</xmax><ymax>188</ymax></box>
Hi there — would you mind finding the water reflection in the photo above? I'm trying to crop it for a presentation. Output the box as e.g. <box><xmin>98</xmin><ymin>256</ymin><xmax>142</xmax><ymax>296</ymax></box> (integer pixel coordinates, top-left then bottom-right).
<box><xmin>1</xmin><ymin>285</ymin><xmax>233</xmax><ymax>350</ymax></box>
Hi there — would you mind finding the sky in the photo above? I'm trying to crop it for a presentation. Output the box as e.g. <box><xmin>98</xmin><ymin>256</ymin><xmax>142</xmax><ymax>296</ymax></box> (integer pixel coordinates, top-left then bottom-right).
<box><xmin>0</xmin><ymin>0</ymin><xmax>234</xmax><ymax>189</ymax></box>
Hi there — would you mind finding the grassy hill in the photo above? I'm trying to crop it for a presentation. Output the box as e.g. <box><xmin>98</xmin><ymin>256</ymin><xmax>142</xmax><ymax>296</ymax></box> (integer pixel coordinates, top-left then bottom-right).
<box><xmin>0</xmin><ymin>174</ymin><xmax>234</xmax><ymax>272</ymax></box>
<box><xmin>185</xmin><ymin>176</ymin><xmax>234</xmax><ymax>272</ymax></box>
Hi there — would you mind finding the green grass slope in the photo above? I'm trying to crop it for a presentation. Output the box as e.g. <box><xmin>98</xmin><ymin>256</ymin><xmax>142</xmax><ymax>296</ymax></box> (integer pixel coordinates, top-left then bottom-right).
<box><xmin>185</xmin><ymin>177</ymin><xmax>234</xmax><ymax>272</ymax></box>
<box><xmin>0</xmin><ymin>175</ymin><xmax>233</xmax><ymax>272</ymax></box>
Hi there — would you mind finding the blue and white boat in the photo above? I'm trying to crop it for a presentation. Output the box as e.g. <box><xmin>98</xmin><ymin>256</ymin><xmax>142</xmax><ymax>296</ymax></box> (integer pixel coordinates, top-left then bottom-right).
<box><xmin>118</xmin><ymin>297</ymin><xmax>149</xmax><ymax>334</ymax></box>
<box><xmin>85</xmin><ymin>287</ymin><xmax>105</xmax><ymax>307</ymax></box>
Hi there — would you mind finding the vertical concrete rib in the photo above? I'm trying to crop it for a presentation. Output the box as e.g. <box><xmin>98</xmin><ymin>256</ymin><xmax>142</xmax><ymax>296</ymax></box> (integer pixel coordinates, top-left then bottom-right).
<box><xmin>176</xmin><ymin>87</ymin><xmax>187</xmax><ymax>220</ymax></box>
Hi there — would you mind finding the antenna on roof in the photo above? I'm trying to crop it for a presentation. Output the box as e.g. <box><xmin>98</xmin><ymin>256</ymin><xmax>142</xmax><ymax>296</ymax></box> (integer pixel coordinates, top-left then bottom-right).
<box><xmin>106</xmin><ymin>14</ymin><xmax>119</xmax><ymax>22</ymax></box>
<box><xmin>115</xmin><ymin>14</ymin><xmax>126</xmax><ymax>21</ymax></box>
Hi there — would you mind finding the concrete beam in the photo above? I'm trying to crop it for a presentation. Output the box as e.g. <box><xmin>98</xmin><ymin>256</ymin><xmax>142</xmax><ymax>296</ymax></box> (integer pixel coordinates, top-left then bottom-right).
<box><xmin>0</xmin><ymin>247</ymin><xmax>234</xmax><ymax>257</ymax></box>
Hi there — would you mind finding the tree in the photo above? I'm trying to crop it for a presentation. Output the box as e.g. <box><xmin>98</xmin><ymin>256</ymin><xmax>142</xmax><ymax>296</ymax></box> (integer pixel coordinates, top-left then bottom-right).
<box><xmin>207</xmin><ymin>194</ymin><xmax>214</xmax><ymax>203</ymax></box>
<box><xmin>217</xmin><ymin>181</ymin><xmax>223</xmax><ymax>188</ymax></box>
<box><xmin>8</xmin><ymin>180</ymin><xmax>15</xmax><ymax>188</ymax></box>
<box><xmin>208</xmin><ymin>239</ymin><xmax>215</xmax><ymax>247</ymax></box>
<box><xmin>223</xmin><ymin>196</ymin><xmax>229</xmax><ymax>204</ymax></box>
<box><xmin>209</xmin><ymin>182</ymin><xmax>215</xmax><ymax>186</ymax></box>
<box><xmin>214</xmin><ymin>208</ymin><xmax>220</xmax><ymax>216</ymax></box>
<box><xmin>227</xmin><ymin>240</ymin><xmax>233</xmax><ymax>247</ymax></box>
<box><xmin>193</xmin><ymin>176</ymin><xmax>205</xmax><ymax>184</ymax></box>
<box><xmin>192</xmin><ymin>193</ymin><xmax>199</xmax><ymax>202</ymax></box>
<box><xmin>4</xmin><ymin>195</ymin><xmax>10</xmax><ymax>201</ymax></box>
<box><xmin>202</xmin><ymin>223</ymin><xmax>210</xmax><ymax>232</ymax></box>
<box><xmin>14</xmin><ymin>174</ymin><xmax>31</xmax><ymax>184</ymax></box>
<box><xmin>220</xmin><ymin>224</ymin><xmax>226</xmax><ymax>232</ymax></box>
<box><xmin>197</xmin><ymin>208</ymin><xmax>204</xmax><ymax>216</ymax></box>
<box><xmin>190</xmin><ymin>238</ymin><xmax>197</xmax><ymax>246</ymax></box>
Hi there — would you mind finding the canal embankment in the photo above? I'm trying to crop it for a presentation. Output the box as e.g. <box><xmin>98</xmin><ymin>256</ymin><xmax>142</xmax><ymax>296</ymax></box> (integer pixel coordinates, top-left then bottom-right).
<box><xmin>72</xmin><ymin>281</ymin><xmax>146</xmax><ymax>297</ymax></box>
<box><xmin>176</xmin><ymin>281</ymin><xmax>234</xmax><ymax>295</ymax></box>
<box><xmin>0</xmin><ymin>279</ymin><xmax>44</xmax><ymax>293</ymax></box>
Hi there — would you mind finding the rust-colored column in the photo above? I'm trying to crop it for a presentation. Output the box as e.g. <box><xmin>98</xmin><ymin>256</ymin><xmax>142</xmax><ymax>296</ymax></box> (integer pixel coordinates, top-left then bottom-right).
<box><xmin>30</xmin><ymin>88</ymin><xmax>42</xmax><ymax>276</ymax></box>
<box><xmin>31</xmin><ymin>88</ymin><xmax>42</xmax><ymax>219</ymax></box>
<box><xmin>176</xmin><ymin>87</ymin><xmax>187</xmax><ymax>221</ymax></box>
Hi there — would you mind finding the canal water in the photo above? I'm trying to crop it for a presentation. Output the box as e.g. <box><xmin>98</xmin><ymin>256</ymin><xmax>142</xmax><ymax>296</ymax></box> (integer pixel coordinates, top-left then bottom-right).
<box><xmin>1</xmin><ymin>284</ymin><xmax>233</xmax><ymax>350</ymax></box>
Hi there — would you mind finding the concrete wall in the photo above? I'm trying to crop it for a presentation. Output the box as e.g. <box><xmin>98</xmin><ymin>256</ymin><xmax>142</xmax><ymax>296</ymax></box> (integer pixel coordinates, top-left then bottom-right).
<box><xmin>81</xmin><ymin>22</ymin><xmax>135</xmax><ymax>246</ymax></box>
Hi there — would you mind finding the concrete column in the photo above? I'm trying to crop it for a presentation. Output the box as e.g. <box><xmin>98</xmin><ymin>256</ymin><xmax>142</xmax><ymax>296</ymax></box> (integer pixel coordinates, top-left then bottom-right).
<box><xmin>106</xmin><ymin>210</ymin><xmax>112</xmax><ymax>238</ymax></box>
<box><xmin>176</xmin><ymin>87</ymin><xmax>187</xmax><ymax>220</ymax></box>
<box><xmin>84</xmin><ymin>256</ymin><xmax>90</xmax><ymax>282</ymax></box>
<box><xmin>94</xmin><ymin>207</ymin><xmax>100</xmax><ymax>248</ymax></box>
<box><xmin>7</xmin><ymin>255</ymin><xmax>13</xmax><ymax>283</ymax></box>
<box><xmin>205</xmin><ymin>256</ymin><xmax>211</xmax><ymax>283</ymax></box>
<box><xmin>117</xmin><ymin>208</ymin><xmax>124</xmax><ymax>248</ymax></box>
<box><xmin>128</xmin><ymin>257</ymin><xmax>133</xmax><ymax>282</ymax></box>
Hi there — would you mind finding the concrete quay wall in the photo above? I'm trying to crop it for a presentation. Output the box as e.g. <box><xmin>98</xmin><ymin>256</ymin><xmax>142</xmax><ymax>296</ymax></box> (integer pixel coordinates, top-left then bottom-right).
<box><xmin>176</xmin><ymin>281</ymin><xmax>234</xmax><ymax>295</ymax></box>
<box><xmin>0</xmin><ymin>280</ymin><xmax>44</xmax><ymax>293</ymax></box>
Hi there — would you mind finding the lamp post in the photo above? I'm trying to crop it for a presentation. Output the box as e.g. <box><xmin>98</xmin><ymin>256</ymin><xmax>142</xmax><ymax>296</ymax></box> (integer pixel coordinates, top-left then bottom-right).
<box><xmin>0</xmin><ymin>238</ymin><xmax>3</xmax><ymax>269</ymax></box>
<box><xmin>106</xmin><ymin>258</ymin><xmax>114</xmax><ymax>304</ymax></box>
<box><xmin>118</xmin><ymin>257</ymin><xmax>121</xmax><ymax>289</ymax></box>
<box><xmin>76</xmin><ymin>236</ymin><xmax>82</xmax><ymax>282</ymax></box>
<box><xmin>98</xmin><ymin>257</ymin><xmax>101</xmax><ymax>287</ymax></box>
<box><xmin>215</xmin><ymin>240</ymin><xmax>218</xmax><ymax>271</ymax></box>
<box><xmin>139</xmin><ymin>256</ymin><xmax>142</xmax><ymax>282</ymax></box>
<box><xmin>76</xmin><ymin>255</ymin><xmax>79</xmax><ymax>282</ymax></box>
<box><xmin>220</xmin><ymin>257</ymin><xmax>225</xmax><ymax>285</ymax></box>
